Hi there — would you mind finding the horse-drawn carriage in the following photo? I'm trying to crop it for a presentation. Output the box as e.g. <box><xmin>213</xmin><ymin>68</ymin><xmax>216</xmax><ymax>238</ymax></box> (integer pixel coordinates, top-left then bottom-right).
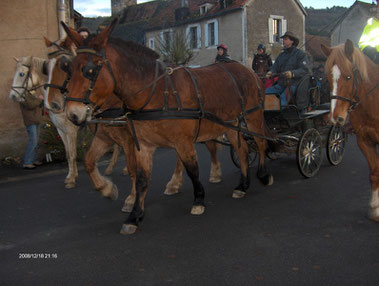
<box><xmin>229</xmin><ymin>74</ymin><xmax>347</xmax><ymax>178</ymax></box>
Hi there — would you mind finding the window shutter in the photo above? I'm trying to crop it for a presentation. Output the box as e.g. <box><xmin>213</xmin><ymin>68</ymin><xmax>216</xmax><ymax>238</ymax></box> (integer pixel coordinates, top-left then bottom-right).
<box><xmin>197</xmin><ymin>26</ymin><xmax>201</xmax><ymax>49</ymax></box>
<box><xmin>282</xmin><ymin>19</ymin><xmax>287</xmax><ymax>37</ymax></box>
<box><xmin>268</xmin><ymin>17</ymin><xmax>273</xmax><ymax>43</ymax></box>
<box><xmin>214</xmin><ymin>20</ymin><xmax>219</xmax><ymax>46</ymax></box>
<box><xmin>205</xmin><ymin>23</ymin><xmax>209</xmax><ymax>47</ymax></box>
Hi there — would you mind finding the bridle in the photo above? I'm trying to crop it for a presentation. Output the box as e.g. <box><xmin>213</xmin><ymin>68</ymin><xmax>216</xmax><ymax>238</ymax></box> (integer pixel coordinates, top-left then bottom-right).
<box><xmin>329</xmin><ymin>66</ymin><xmax>362</xmax><ymax>111</ymax></box>
<box><xmin>330</xmin><ymin>63</ymin><xmax>379</xmax><ymax>112</ymax></box>
<box><xmin>63</xmin><ymin>47</ymin><xmax>116</xmax><ymax>110</ymax></box>
<box><xmin>11</xmin><ymin>59</ymin><xmax>47</xmax><ymax>100</ymax></box>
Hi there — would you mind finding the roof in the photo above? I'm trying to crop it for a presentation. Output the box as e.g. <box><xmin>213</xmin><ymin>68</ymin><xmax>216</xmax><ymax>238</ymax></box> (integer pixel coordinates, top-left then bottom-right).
<box><xmin>329</xmin><ymin>1</ymin><xmax>373</xmax><ymax>33</ymax></box>
<box><xmin>118</xmin><ymin>0</ymin><xmax>306</xmax><ymax>31</ymax></box>
<box><xmin>305</xmin><ymin>34</ymin><xmax>330</xmax><ymax>61</ymax></box>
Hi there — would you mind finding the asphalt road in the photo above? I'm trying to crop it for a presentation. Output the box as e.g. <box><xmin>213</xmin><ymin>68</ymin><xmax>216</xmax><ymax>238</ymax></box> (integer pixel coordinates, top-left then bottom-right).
<box><xmin>0</xmin><ymin>135</ymin><xmax>378</xmax><ymax>286</ymax></box>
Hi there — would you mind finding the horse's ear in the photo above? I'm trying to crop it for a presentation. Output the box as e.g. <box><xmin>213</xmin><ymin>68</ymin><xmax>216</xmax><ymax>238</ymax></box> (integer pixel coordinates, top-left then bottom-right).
<box><xmin>92</xmin><ymin>18</ymin><xmax>118</xmax><ymax>49</ymax></box>
<box><xmin>344</xmin><ymin>39</ymin><xmax>354</xmax><ymax>61</ymax></box>
<box><xmin>43</xmin><ymin>36</ymin><xmax>53</xmax><ymax>47</ymax></box>
<box><xmin>13</xmin><ymin>57</ymin><xmax>19</xmax><ymax>62</ymax></box>
<box><xmin>321</xmin><ymin>44</ymin><xmax>332</xmax><ymax>57</ymax></box>
<box><xmin>60</xmin><ymin>21</ymin><xmax>83</xmax><ymax>48</ymax></box>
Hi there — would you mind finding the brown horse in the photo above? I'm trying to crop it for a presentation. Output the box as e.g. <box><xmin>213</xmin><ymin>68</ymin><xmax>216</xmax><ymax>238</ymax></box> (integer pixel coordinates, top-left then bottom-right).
<box><xmin>321</xmin><ymin>39</ymin><xmax>379</xmax><ymax>221</ymax></box>
<box><xmin>45</xmin><ymin>35</ymin><xmax>222</xmax><ymax>212</ymax></box>
<box><xmin>61</xmin><ymin>20</ymin><xmax>273</xmax><ymax>234</ymax></box>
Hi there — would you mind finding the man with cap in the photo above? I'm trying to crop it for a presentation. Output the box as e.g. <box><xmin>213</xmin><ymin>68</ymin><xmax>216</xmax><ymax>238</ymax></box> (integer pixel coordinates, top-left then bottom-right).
<box><xmin>265</xmin><ymin>31</ymin><xmax>309</xmax><ymax>107</ymax></box>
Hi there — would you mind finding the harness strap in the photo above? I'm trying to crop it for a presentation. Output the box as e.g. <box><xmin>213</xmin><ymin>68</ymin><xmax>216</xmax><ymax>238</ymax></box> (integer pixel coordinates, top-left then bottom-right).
<box><xmin>183</xmin><ymin>67</ymin><xmax>204</xmax><ymax>142</ymax></box>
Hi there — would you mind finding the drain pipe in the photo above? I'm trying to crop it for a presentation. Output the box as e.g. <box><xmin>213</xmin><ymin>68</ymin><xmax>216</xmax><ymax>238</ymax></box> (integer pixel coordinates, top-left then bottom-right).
<box><xmin>58</xmin><ymin>0</ymin><xmax>67</xmax><ymax>39</ymax></box>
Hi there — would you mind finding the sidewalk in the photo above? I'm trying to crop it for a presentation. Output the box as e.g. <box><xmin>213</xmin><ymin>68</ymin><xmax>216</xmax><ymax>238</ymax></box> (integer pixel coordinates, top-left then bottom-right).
<box><xmin>0</xmin><ymin>155</ymin><xmax>119</xmax><ymax>184</ymax></box>
<box><xmin>0</xmin><ymin>160</ymin><xmax>74</xmax><ymax>184</ymax></box>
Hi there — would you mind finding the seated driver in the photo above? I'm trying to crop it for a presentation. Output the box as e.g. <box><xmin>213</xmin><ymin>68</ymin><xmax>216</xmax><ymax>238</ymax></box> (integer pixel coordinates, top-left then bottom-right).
<box><xmin>265</xmin><ymin>31</ymin><xmax>309</xmax><ymax>107</ymax></box>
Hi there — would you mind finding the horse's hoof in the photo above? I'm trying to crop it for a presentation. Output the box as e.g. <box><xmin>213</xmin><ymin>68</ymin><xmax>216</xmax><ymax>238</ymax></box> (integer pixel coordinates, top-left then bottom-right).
<box><xmin>109</xmin><ymin>184</ymin><xmax>118</xmax><ymax>201</ymax></box>
<box><xmin>120</xmin><ymin>224</ymin><xmax>138</xmax><ymax>235</ymax></box>
<box><xmin>191</xmin><ymin>205</ymin><xmax>205</xmax><ymax>215</ymax></box>
<box><xmin>164</xmin><ymin>187</ymin><xmax>179</xmax><ymax>196</ymax></box>
<box><xmin>232</xmin><ymin>190</ymin><xmax>246</xmax><ymax>199</ymax></box>
<box><xmin>267</xmin><ymin>175</ymin><xmax>274</xmax><ymax>186</ymax></box>
<box><xmin>369</xmin><ymin>209</ymin><xmax>379</xmax><ymax>222</ymax></box>
<box><xmin>209</xmin><ymin>176</ymin><xmax>222</xmax><ymax>184</ymax></box>
<box><xmin>65</xmin><ymin>182</ymin><xmax>76</xmax><ymax>189</ymax></box>
<box><xmin>121</xmin><ymin>203</ymin><xmax>133</xmax><ymax>213</ymax></box>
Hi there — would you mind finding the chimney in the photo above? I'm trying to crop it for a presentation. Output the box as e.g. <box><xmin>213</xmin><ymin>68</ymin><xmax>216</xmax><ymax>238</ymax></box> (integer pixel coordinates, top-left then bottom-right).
<box><xmin>111</xmin><ymin>0</ymin><xmax>137</xmax><ymax>16</ymax></box>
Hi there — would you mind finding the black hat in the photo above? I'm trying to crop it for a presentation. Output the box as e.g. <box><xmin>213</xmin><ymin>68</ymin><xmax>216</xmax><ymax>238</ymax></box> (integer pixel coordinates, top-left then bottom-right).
<box><xmin>280</xmin><ymin>31</ymin><xmax>299</xmax><ymax>46</ymax></box>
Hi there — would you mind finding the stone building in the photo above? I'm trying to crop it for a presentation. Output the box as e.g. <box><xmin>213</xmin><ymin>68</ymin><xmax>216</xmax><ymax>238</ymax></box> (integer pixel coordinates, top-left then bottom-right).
<box><xmin>0</xmin><ymin>0</ymin><xmax>79</xmax><ymax>158</ymax></box>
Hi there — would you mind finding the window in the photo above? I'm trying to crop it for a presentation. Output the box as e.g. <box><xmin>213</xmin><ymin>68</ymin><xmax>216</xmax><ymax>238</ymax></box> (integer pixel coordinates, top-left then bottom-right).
<box><xmin>160</xmin><ymin>29</ymin><xmax>174</xmax><ymax>52</ymax></box>
<box><xmin>205</xmin><ymin>19</ymin><xmax>218</xmax><ymax>47</ymax></box>
<box><xmin>186</xmin><ymin>24</ymin><xmax>201</xmax><ymax>49</ymax></box>
<box><xmin>268</xmin><ymin>15</ymin><xmax>287</xmax><ymax>44</ymax></box>
<box><xmin>200</xmin><ymin>6</ymin><xmax>207</xmax><ymax>15</ymax></box>
<box><xmin>148</xmin><ymin>38</ymin><xmax>155</xmax><ymax>50</ymax></box>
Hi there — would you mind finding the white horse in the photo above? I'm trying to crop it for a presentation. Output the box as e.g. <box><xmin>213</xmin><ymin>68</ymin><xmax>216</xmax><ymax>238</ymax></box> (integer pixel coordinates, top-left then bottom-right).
<box><xmin>9</xmin><ymin>56</ymin><xmax>122</xmax><ymax>188</ymax></box>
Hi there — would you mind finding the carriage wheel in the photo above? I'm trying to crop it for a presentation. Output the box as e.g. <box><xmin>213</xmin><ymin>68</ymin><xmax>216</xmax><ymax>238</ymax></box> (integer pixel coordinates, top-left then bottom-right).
<box><xmin>296</xmin><ymin>128</ymin><xmax>323</xmax><ymax>178</ymax></box>
<box><xmin>230</xmin><ymin>145</ymin><xmax>257</xmax><ymax>169</ymax></box>
<box><xmin>327</xmin><ymin>125</ymin><xmax>347</xmax><ymax>166</ymax></box>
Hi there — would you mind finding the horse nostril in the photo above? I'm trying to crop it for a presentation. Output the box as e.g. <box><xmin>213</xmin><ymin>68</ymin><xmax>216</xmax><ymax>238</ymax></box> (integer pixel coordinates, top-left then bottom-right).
<box><xmin>70</xmin><ymin>113</ymin><xmax>79</xmax><ymax>125</ymax></box>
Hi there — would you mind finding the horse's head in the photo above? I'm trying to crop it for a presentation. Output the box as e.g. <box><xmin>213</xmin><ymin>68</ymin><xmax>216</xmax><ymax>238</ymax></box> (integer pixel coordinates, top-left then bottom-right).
<box><xmin>321</xmin><ymin>39</ymin><xmax>369</xmax><ymax>126</ymax></box>
<box><xmin>61</xmin><ymin>20</ymin><xmax>118</xmax><ymax>125</ymax></box>
<box><xmin>9</xmin><ymin>56</ymin><xmax>43</xmax><ymax>102</ymax></box>
<box><xmin>44</xmin><ymin>36</ymin><xmax>76</xmax><ymax>113</ymax></box>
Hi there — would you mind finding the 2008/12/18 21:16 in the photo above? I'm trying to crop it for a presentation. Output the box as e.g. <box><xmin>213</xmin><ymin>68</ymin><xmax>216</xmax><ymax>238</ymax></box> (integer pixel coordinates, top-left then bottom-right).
<box><xmin>19</xmin><ymin>253</ymin><xmax>58</xmax><ymax>259</ymax></box>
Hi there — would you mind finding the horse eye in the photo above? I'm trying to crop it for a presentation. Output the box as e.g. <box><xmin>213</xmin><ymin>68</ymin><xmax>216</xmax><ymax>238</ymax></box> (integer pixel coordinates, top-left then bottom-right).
<box><xmin>19</xmin><ymin>72</ymin><xmax>25</xmax><ymax>77</ymax></box>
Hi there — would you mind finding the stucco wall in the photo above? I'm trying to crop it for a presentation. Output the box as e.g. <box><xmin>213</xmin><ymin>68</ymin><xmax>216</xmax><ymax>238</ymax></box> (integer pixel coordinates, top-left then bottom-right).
<box><xmin>246</xmin><ymin>0</ymin><xmax>305</xmax><ymax>66</ymax></box>
<box><xmin>0</xmin><ymin>0</ymin><xmax>60</xmax><ymax>158</ymax></box>
<box><xmin>146</xmin><ymin>10</ymin><xmax>244</xmax><ymax>67</ymax></box>
<box><xmin>330</xmin><ymin>5</ymin><xmax>370</xmax><ymax>47</ymax></box>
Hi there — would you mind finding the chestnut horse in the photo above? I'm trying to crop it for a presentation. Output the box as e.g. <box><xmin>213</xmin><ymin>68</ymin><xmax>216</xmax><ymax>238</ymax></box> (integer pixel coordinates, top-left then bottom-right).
<box><xmin>61</xmin><ymin>20</ymin><xmax>273</xmax><ymax>234</ymax></box>
<box><xmin>321</xmin><ymin>39</ymin><xmax>379</xmax><ymax>221</ymax></box>
<box><xmin>45</xmin><ymin>35</ymin><xmax>222</xmax><ymax>211</ymax></box>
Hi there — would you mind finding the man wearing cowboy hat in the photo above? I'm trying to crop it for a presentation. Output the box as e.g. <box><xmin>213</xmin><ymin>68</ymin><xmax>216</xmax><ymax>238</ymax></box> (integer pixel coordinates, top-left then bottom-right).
<box><xmin>265</xmin><ymin>31</ymin><xmax>309</xmax><ymax>107</ymax></box>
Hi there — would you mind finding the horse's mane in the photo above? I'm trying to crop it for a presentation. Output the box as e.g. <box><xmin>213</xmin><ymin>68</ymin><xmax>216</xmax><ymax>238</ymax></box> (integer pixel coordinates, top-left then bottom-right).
<box><xmin>106</xmin><ymin>38</ymin><xmax>160</xmax><ymax>75</ymax></box>
<box><xmin>325</xmin><ymin>44</ymin><xmax>369</xmax><ymax>82</ymax></box>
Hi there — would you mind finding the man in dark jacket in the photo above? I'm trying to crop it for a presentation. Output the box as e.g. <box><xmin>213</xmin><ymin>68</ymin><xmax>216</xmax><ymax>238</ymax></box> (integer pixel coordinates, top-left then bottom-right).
<box><xmin>265</xmin><ymin>32</ymin><xmax>309</xmax><ymax>107</ymax></box>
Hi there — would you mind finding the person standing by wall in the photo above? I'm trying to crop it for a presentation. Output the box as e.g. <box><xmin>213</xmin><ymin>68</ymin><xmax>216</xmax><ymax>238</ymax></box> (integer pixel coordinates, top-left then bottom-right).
<box><xmin>20</xmin><ymin>92</ymin><xmax>44</xmax><ymax>169</ymax></box>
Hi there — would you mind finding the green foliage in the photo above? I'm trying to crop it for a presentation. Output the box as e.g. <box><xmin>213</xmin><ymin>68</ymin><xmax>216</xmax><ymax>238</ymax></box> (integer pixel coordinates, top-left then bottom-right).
<box><xmin>40</xmin><ymin>121</ymin><xmax>93</xmax><ymax>162</ymax></box>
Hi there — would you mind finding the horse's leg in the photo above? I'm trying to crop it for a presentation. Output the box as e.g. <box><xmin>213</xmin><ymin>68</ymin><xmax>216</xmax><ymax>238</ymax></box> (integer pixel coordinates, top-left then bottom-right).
<box><xmin>205</xmin><ymin>141</ymin><xmax>222</xmax><ymax>183</ymax></box>
<box><xmin>164</xmin><ymin>156</ymin><xmax>184</xmax><ymax>195</ymax></box>
<box><xmin>120</xmin><ymin>143</ymin><xmax>155</xmax><ymax>234</ymax></box>
<box><xmin>175</xmin><ymin>143</ymin><xmax>206</xmax><ymax>215</ymax></box>
<box><xmin>84</xmin><ymin>136</ymin><xmax>118</xmax><ymax>200</ymax></box>
<box><xmin>55</xmin><ymin>124</ymin><xmax>78</xmax><ymax>189</ymax></box>
<box><xmin>120</xmin><ymin>135</ymin><xmax>137</xmax><ymax>213</ymax></box>
<box><xmin>246</xmin><ymin>115</ymin><xmax>274</xmax><ymax>186</ymax></box>
<box><xmin>104</xmin><ymin>144</ymin><xmax>121</xmax><ymax>175</ymax></box>
<box><xmin>226</xmin><ymin>130</ymin><xmax>251</xmax><ymax>198</ymax></box>
<box><xmin>356</xmin><ymin>137</ymin><xmax>379</xmax><ymax>221</ymax></box>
